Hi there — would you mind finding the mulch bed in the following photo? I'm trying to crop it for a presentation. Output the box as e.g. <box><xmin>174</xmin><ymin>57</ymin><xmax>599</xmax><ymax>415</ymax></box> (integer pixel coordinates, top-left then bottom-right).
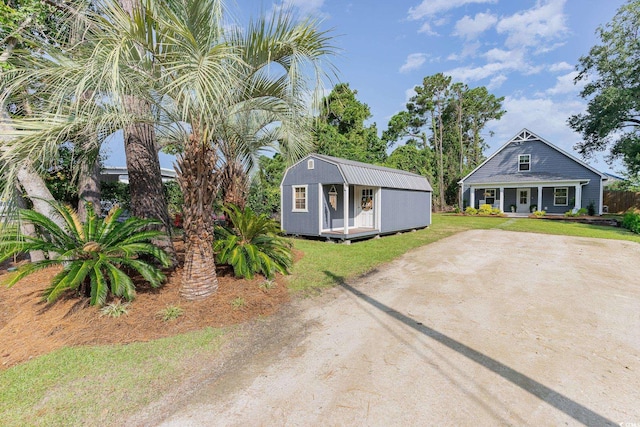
<box><xmin>0</xmin><ymin>240</ymin><xmax>293</xmax><ymax>370</ymax></box>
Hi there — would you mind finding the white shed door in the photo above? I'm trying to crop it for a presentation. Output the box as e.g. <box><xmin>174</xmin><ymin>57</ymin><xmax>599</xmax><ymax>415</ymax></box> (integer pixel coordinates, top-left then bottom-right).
<box><xmin>357</xmin><ymin>187</ymin><xmax>375</xmax><ymax>228</ymax></box>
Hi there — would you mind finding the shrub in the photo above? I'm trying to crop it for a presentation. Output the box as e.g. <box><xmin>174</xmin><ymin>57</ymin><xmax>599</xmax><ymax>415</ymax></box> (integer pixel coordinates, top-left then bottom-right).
<box><xmin>0</xmin><ymin>201</ymin><xmax>169</xmax><ymax>306</ymax></box>
<box><xmin>587</xmin><ymin>201</ymin><xmax>596</xmax><ymax>216</ymax></box>
<box><xmin>478</xmin><ymin>204</ymin><xmax>493</xmax><ymax>215</ymax></box>
<box><xmin>231</xmin><ymin>297</ymin><xmax>246</xmax><ymax>309</ymax></box>
<box><xmin>214</xmin><ymin>204</ymin><xmax>292</xmax><ymax>280</ymax></box>
<box><xmin>491</xmin><ymin>207</ymin><xmax>502</xmax><ymax>215</ymax></box>
<box><xmin>622</xmin><ymin>210</ymin><xmax>640</xmax><ymax>234</ymax></box>
<box><xmin>565</xmin><ymin>210</ymin><xmax>576</xmax><ymax>217</ymax></box>
<box><xmin>100</xmin><ymin>301</ymin><xmax>130</xmax><ymax>318</ymax></box>
<box><xmin>533</xmin><ymin>210</ymin><xmax>546</xmax><ymax>217</ymax></box>
<box><xmin>157</xmin><ymin>305</ymin><xmax>184</xmax><ymax>321</ymax></box>
<box><xmin>464</xmin><ymin>206</ymin><xmax>478</xmax><ymax>215</ymax></box>
<box><xmin>577</xmin><ymin>207</ymin><xmax>588</xmax><ymax>216</ymax></box>
<box><xmin>529</xmin><ymin>204</ymin><xmax>537</xmax><ymax>213</ymax></box>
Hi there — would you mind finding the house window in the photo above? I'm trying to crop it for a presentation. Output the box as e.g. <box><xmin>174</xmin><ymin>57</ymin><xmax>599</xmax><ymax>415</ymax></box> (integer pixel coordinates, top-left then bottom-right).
<box><xmin>307</xmin><ymin>159</ymin><xmax>314</xmax><ymax>170</ymax></box>
<box><xmin>518</xmin><ymin>154</ymin><xmax>531</xmax><ymax>171</ymax></box>
<box><xmin>293</xmin><ymin>185</ymin><xmax>308</xmax><ymax>212</ymax></box>
<box><xmin>483</xmin><ymin>189</ymin><xmax>496</xmax><ymax>205</ymax></box>
<box><xmin>554</xmin><ymin>187</ymin><xmax>568</xmax><ymax>206</ymax></box>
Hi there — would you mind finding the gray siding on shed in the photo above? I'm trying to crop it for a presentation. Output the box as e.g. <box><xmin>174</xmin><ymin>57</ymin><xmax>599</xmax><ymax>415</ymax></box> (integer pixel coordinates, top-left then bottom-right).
<box><xmin>281</xmin><ymin>157</ymin><xmax>344</xmax><ymax>236</ymax></box>
<box><xmin>380</xmin><ymin>188</ymin><xmax>431</xmax><ymax>233</ymax></box>
<box><xmin>282</xmin><ymin>154</ymin><xmax>432</xmax><ymax>237</ymax></box>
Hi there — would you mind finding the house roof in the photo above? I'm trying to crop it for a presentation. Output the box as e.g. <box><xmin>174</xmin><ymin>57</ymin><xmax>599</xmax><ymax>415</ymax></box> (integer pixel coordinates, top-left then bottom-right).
<box><xmin>458</xmin><ymin>129</ymin><xmax>605</xmax><ymax>184</ymax></box>
<box><xmin>311</xmin><ymin>154</ymin><xmax>433</xmax><ymax>191</ymax></box>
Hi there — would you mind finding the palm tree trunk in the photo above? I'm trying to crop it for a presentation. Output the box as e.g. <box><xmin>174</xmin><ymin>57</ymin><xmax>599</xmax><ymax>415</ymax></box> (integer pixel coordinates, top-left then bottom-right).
<box><xmin>119</xmin><ymin>0</ymin><xmax>176</xmax><ymax>267</ymax></box>
<box><xmin>177</xmin><ymin>133</ymin><xmax>219</xmax><ymax>299</ymax></box>
<box><xmin>78</xmin><ymin>152</ymin><xmax>101</xmax><ymax>221</ymax></box>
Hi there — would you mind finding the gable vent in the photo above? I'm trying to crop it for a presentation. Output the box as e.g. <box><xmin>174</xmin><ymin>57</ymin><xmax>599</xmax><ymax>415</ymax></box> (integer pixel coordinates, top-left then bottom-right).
<box><xmin>513</xmin><ymin>130</ymin><xmax>537</xmax><ymax>142</ymax></box>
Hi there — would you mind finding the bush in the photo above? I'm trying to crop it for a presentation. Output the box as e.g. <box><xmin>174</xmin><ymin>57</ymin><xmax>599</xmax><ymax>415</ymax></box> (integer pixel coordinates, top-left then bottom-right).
<box><xmin>529</xmin><ymin>204</ymin><xmax>537</xmax><ymax>213</ymax></box>
<box><xmin>0</xmin><ymin>201</ymin><xmax>169</xmax><ymax>306</ymax></box>
<box><xmin>587</xmin><ymin>201</ymin><xmax>596</xmax><ymax>216</ymax></box>
<box><xmin>577</xmin><ymin>207</ymin><xmax>588</xmax><ymax>216</ymax></box>
<box><xmin>214</xmin><ymin>204</ymin><xmax>293</xmax><ymax>279</ymax></box>
<box><xmin>622</xmin><ymin>210</ymin><xmax>640</xmax><ymax>234</ymax></box>
<box><xmin>491</xmin><ymin>207</ymin><xmax>502</xmax><ymax>215</ymax></box>
<box><xmin>465</xmin><ymin>206</ymin><xmax>478</xmax><ymax>215</ymax></box>
<box><xmin>478</xmin><ymin>204</ymin><xmax>493</xmax><ymax>215</ymax></box>
<box><xmin>533</xmin><ymin>210</ymin><xmax>546</xmax><ymax>217</ymax></box>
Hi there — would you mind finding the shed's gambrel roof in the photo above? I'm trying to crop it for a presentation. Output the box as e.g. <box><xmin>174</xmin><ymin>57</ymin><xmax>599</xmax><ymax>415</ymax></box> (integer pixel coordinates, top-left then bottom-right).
<box><xmin>311</xmin><ymin>154</ymin><xmax>433</xmax><ymax>191</ymax></box>
<box><xmin>458</xmin><ymin>129</ymin><xmax>605</xmax><ymax>184</ymax></box>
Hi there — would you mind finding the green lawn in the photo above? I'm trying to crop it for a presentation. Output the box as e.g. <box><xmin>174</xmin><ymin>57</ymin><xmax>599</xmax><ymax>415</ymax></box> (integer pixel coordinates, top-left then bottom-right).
<box><xmin>1</xmin><ymin>213</ymin><xmax>638</xmax><ymax>426</ymax></box>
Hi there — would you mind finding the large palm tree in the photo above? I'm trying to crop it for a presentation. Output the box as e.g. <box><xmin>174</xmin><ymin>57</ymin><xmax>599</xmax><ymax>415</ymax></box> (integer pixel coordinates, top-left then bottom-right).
<box><xmin>1</xmin><ymin>0</ymin><xmax>335</xmax><ymax>300</ymax></box>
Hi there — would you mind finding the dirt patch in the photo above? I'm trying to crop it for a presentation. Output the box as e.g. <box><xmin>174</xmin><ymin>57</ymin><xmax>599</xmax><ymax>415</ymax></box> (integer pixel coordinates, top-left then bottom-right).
<box><xmin>0</xmin><ymin>240</ymin><xmax>293</xmax><ymax>370</ymax></box>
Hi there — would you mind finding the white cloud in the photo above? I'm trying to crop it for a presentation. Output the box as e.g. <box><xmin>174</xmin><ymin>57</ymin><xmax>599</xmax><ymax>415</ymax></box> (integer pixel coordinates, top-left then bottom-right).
<box><xmin>487</xmin><ymin>74</ymin><xmax>507</xmax><ymax>90</ymax></box>
<box><xmin>408</xmin><ymin>0</ymin><xmax>497</xmax><ymax>21</ymax></box>
<box><xmin>275</xmin><ymin>0</ymin><xmax>326</xmax><ymax>17</ymax></box>
<box><xmin>496</xmin><ymin>0</ymin><xmax>568</xmax><ymax>49</ymax></box>
<box><xmin>544</xmin><ymin>71</ymin><xmax>586</xmax><ymax>95</ymax></box>
<box><xmin>446</xmin><ymin>48</ymin><xmax>537</xmax><ymax>82</ymax></box>
<box><xmin>418</xmin><ymin>22</ymin><xmax>437</xmax><ymax>35</ymax></box>
<box><xmin>486</xmin><ymin>95</ymin><xmax>585</xmax><ymax>155</ymax></box>
<box><xmin>549</xmin><ymin>61</ymin><xmax>573</xmax><ymax>72</ymax></box>
<box><xmin>400</xmin><ymin>53</ymin><xmax>429</xmax><ymax>73</ymax></box>
<box><xmin>453</xmin><ymin>12</ymin><xmax>498</xmax><ymax>40</ymax></box>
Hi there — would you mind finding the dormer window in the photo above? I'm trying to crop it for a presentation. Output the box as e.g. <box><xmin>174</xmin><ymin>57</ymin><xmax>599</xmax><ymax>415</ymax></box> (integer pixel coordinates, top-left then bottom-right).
<box><xmin>518</xmin><ymin>154</ymin><xmax>531</xmax><ymax>171</ymax></box>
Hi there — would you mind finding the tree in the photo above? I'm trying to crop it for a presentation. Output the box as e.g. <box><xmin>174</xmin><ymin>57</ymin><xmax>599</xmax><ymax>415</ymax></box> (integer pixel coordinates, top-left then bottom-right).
<box><xmin>315</xmin><ymin>83</ymin><xmax>388</xmax><ymax>164</ymax></box>
<box><xmin>383</xmin><ymin>74</ymin><xmax>504</xmax><ymax>209</ymax></box>
<box><xmin>247</xmin><ymin>154</ymin><xmax>287</xmax><ymax>216</ymax></box>
<box><xmin>569</xmin><ymin>0</ymin><xmax>640</xmax><ymax>174</ymax></box>
<box><xmin>2</xmin><ymin>0</ymin><xmax>335</xmax><ymax>300</ymax></box>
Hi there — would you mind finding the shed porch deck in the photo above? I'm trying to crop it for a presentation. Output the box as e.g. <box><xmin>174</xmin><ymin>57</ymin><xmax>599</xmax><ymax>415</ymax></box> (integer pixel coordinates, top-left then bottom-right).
<box><xmin>320</xmin><ymin>227</ymin><xmax>380</xmax><ymax>240</ymax></box>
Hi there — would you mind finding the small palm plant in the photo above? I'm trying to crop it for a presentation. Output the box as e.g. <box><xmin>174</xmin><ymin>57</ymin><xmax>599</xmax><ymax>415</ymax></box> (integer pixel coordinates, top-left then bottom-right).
<box><xmin>0</xmin><ymin>201</ymin><xmax>169</xmax><ymax>306</ymax></box>
<box><xmin>214</xmin><ymin>204</ymin><xmax>292</xmax><ymax>280</ymax></box>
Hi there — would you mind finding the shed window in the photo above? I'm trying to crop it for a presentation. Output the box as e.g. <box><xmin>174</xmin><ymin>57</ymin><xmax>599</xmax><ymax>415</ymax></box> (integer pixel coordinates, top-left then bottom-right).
<box><xmin>518</xmin><ymin>154</ymin><xmax>531</xmax><ymax>171</ymax></box>
<box><xmin>554</xmin><ymin>187</ymin><xmax>568</xmax><ymax>206</ymax></box>
<box><xmin>293</xmin><ymin>185</ymin><xmax>308</xmax><ymax>212</ymax></box>
<box><xmin>307</xmin><ymin>159</ymin><xmax>314</xmax><ymax>170</ymax></box>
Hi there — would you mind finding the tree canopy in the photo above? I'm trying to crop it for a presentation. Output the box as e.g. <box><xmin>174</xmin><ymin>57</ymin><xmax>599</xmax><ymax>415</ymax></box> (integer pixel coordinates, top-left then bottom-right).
<box><xmin>314</xmin><ymin>83</ymin><xmax>388</xmax><ymax>164</ymax></box>
<box><xmin>384</xmin><ymin>74</ymin><xmax>504</xmax><ymax>208</ymax></box>
<box><xmin>569</xmin><ymin>0</ymin><xmax>640</xmax><ymax>175</ymax></box>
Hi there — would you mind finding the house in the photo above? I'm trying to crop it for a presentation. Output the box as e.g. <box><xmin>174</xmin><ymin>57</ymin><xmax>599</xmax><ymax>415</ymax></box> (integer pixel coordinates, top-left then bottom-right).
<box><xmin>100</xmin><ymin>166</ymin><xmax>177</xmax><ymax>184</ymax></box>
<box><xmin>459</xmin><ymin>129</ymin><xmax>607</xmax><ymax>215</ymax></box>
<box><xmin>281</xmin><ymin>154</ymin><xmax>432</xmax><ymax>241</ymax></box>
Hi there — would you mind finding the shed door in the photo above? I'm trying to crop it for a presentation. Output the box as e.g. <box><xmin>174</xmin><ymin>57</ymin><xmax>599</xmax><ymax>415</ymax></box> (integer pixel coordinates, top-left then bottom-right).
<box><xmin>356</xmin><ymin>187</ymin><xmax>375</xmax><ymax>228</ymax></box>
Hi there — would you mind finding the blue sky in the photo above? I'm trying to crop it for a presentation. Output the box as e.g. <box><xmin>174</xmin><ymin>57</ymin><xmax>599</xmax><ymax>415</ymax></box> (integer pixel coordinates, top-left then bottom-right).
<box><xmin>106</xmin><ymin>0</ymin><xmax>627</xmax><ymax>174</ymax></box>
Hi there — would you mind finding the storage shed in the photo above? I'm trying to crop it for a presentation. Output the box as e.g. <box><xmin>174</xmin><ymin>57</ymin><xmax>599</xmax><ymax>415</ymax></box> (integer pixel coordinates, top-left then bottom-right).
<box><xmin>281</xmin><ymin>154</ymin><xmax>432</xmax><ymax>241</ymax></box>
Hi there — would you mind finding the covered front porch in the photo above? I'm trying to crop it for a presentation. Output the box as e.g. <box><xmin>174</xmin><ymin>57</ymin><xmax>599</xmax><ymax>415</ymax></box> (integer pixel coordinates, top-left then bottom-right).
<box><xmin>319</xmin><ymin>183</ymin><xmax>381</xmax><ymax>239</ymax></box>
<box><xmin>467</xmin><ymin>180</ymin><xmax>590</xmax><ymax>214</ymax></box>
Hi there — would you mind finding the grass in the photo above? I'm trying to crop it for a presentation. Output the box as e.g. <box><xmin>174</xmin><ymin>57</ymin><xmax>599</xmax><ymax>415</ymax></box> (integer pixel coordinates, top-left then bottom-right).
<box><xmin>0</xmin><ymin>327</ymin><xmax>224</xmax><ymax>427</ymax></box>
<box><xmin>1</xmin><ymin>212</ymin><xmax>639</xmax><ymax>425</ymax></box>
<box><xmin>287</xmin><ymin>214</ymin><xmax>509</xmax><ymax>292</ymax></box>
<box><xmin>157</xmin><ymin>305</ymin><xmax>184</xmax><ymax>321</ymax></box>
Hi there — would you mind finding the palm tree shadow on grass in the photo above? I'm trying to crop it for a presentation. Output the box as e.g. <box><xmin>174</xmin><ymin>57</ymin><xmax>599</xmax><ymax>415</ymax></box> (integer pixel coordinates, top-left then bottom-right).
<box><xmin>322</xmin><ymin>271</ymin><xmax>615</xmax><ymax>427</ymax></box>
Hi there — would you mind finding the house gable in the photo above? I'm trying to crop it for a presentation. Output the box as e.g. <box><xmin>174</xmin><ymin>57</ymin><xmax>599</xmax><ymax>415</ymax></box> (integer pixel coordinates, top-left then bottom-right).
<box><xmin>460</xmin><ymin>129</ymin><xmax>603</xmax><ymax>185</ymax></box>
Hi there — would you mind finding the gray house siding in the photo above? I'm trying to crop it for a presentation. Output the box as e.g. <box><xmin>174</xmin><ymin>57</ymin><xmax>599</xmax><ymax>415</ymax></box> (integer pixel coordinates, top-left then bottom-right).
<box><xmin>465</xmin><ymin>139</ymin><xmax>600</xmax><ymax>183</ymax></box>
<box><xmin>380</xmin><ymin>188</ymin><xmax>431</xmax><ymax>233</ymax></box>
<box><xmin>461</xmin><ymin>132</ymin><xmax>604</xmax><ymax>213</ymax></box>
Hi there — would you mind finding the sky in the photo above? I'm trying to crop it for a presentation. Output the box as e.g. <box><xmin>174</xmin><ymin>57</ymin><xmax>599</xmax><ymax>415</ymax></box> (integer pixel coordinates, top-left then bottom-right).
<box><xmin>105</xmin><ymin>0</ymin><xmax>628</xmax><ymax>175</ymax></box>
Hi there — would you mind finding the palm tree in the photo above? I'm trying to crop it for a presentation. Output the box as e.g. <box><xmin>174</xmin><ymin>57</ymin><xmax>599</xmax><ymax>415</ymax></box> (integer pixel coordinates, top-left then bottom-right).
<box><xmin>1</xmin><ymin>0</ymin><xmax>335</xmax><ymax>300</ymax></box>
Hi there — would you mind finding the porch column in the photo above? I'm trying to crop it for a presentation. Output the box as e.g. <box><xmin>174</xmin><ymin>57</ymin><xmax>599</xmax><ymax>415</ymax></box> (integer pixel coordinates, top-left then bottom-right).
<box><xmin>469</xmin><ymin>186</ymin><xmax>475</xmax><ymax>209</ymax></box>
<box><xmin>343</xmin><ymin>184</ymin><xmax>349</xmax><ymax>235</ymax></box>
<box><xmin>499</xmin><ymin>187</ymin><xmax>504</xmax><ymax>212</ymax></box>
<box><xmin>575</xmin><ymin>184</ymin><xmax>582</xmax><ymax>210</ymax></box>
<box><xmin>537</xmin><ymin>186</ymin><xmax>542</xmax><ymax>211</ymax></box>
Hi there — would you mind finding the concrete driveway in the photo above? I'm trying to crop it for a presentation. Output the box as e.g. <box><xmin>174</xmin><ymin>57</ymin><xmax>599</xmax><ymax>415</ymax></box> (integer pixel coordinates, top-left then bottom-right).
<box><xmin>147</xmin><ymin>230</ymin><xmax>640</xmax><ymax>426</ymax></box>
